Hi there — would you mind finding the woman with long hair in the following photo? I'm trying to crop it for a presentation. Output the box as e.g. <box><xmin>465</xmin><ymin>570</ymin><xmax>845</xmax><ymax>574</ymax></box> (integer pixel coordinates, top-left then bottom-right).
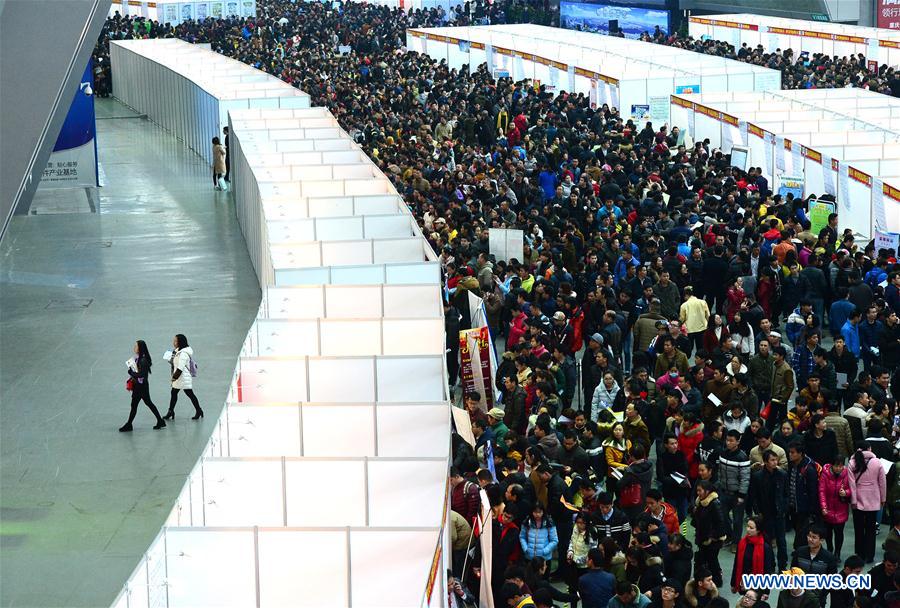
<box><xmin>602</xmin><ymin>422</ymin><xmax>631</xmax><ymax>494</ymax></box>
<box><xmin>212</xmin><ymin>136</ymin><xmax>227</xmax><ymax>190</ymax></box>
<box><xmin>165</xmin><ymin>333</ymin><xmax>203</xmax><ymax>420</ymax></box>
<box><xmin>566</xmin><ymin>512</ymin><xmax>598</xmax><ymax>601</ymax></box>
<box><xmin>819</xmin><ymin>454</ymin><xmax>852</xmax><ymax>558</ymax></box>
<box><xmin>519</xmin><ymin>503</ymin><xmax>558</xmax><ymax>565</ymax></box>
<box><xmin>703</xmin><ymin>314</ymin><xmax>727</xmax><ymax>353</ymax></box>
<box><xmin>120</xmin><ymin>340</ymin><xmax>166</xmax><ymax>432</ymax></box>
<box><xmin>731</xmin><ymin>516</ymin><xmax>775</xmax><ymax>594</ymax></box>
<box><xmin>848</xmin><ymin>441</ymin><xmax>888</xmax><ymax>563</ymax></box>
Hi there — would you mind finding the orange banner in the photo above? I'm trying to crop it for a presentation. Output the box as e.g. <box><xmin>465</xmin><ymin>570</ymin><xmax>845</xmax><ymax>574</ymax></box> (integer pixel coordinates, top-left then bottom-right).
<box><xmin>849</xmin><ymin>167</ymin><xmax>872</xmax><ymax>187</ymax></box>
<box><xmin>884</xmin><ymin>183</ymin><xmax>900</xmax><ymax>202</ymax></box>
<box><xmin>803</xmin><ymin>148</ymin><xmax>822</xmax><ymax>164</ymax></box>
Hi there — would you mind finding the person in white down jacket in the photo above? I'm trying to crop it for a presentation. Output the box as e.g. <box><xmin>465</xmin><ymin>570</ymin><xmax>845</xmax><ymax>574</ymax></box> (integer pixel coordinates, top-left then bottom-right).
<box><xmin>164</xmin><ymin>333</ymin><xmax>203</xmax><ymax>420</ymax></box>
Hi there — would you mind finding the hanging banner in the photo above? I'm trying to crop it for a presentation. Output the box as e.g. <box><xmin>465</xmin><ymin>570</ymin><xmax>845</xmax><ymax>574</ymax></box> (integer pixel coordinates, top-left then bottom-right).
<box><xmin>788</xmin><ymin>141</ymin><xmax>801</xmax><ymax>175</ymax></box>
<box><xmin>589</xmin><ymin>79</ymin><xmax>599</xmax><ymax>109</ymax></box>
<box><xmin>823</xmin><ymin>155</ymin><xmax>836</xmax><ymax>196</ymax></box>
<box><xmin>764</xmin><ymin>133</ymin><xmax>775</xmax><ymax>176</ymax></box>
<box><xmin>873</xmin><ymin>178</ymin><xmax>886</xmax><ymax>233</ymax></box>
<box><xmin>478</xmin><ymin>490</ymin><xmax>495</xmax><ymax>608</ymax></box>
<box><xmin>649</xmin><ymin>96</ymin><xmax>669</xmax><ymax>124</ymax></box>
<box><xmin>459</xmin><ymin>326</ymin><xmax>495</xmax><ymax>409</ymax></box>
<box><xmin>809</xmin><ymin>199</ymin><xmax>835</xmax><ymax>235</ymax></box>
<box><xmin>776</xmin><ymin>136</ymin><xmax>786</xmax><ymax>172</ymax></box>
<box><xmin>839</xmin><ymin>164</ymin><xmax>851</xmax><ymax>212</ymax></box>
<box><xmin>40</xmin><ymin>61</ymin><xmax>98</xmax><ymax>189</ymax></box>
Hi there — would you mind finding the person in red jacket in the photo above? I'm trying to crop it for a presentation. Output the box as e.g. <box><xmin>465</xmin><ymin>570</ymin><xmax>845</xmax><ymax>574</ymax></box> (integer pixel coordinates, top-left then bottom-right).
<box><xmin>678</xmin><ymin>413</ymin><xmax>706</xmax><ymax>480</ymax></box>
<box><xmin>450</xmin><ymin>467</ymin><xmax>481</xmax><ymax>525</ymax></box>
<box><xmin>819</xmin><ymin>455</ymin><xmax>851</xmax><ymax>558</ymax></box>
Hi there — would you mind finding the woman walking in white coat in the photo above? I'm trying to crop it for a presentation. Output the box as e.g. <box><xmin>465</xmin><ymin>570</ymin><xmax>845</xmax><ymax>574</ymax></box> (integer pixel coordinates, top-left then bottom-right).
<box><xmin>164</xmin><ymin>333</ymin><xmax>203</xmax><ymax>420</ymax></box>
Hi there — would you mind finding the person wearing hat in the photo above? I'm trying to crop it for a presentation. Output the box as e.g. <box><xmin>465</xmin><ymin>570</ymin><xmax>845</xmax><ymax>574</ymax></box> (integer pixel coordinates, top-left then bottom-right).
<box><xmin>487</xmin><ymin>407</ymin><xmax>509</xmax><ymax>442</ymax></box>
<box><xmin>551</xmin><ymin>310</ymin><xmax>574</xmax><ymax>355</ymax></box>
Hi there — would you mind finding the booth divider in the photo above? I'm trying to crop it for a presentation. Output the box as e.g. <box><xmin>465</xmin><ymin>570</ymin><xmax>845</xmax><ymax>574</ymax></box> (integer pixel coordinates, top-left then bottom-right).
<box><xmin>110</xmin><ymin>40</ymin><xmax>450</xmax><ymax>608</ymax></box>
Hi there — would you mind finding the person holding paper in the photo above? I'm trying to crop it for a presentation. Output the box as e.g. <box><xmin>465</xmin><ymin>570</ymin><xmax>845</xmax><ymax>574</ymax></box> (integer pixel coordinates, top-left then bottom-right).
<box><xmin>164</xmin><ymin>333</ymin><xmax>203</xmax><ymax>421</ymax></box>
<box><xmin>119</xmin><ymin>340</ymin><xmax>166</xmax><ymax>432</ymax></box>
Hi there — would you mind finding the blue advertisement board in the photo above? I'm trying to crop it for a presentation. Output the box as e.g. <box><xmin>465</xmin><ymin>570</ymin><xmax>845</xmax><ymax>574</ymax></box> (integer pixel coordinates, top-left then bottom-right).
<box><xmin>560</xmin><ymin>1</ymin><xmax>669</xmax><ymax>39</ymax></box>
<box><xmin>41</xmin><ymin>60</ymin><xmax>98</xmax><ymax>189</ymax></box>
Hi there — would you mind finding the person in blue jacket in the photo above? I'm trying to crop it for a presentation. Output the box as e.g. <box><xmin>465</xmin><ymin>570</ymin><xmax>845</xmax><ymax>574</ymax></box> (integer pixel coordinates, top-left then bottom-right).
<box><xmin>519</xmin><ymin>503</ymin><xmax>558</xmax><ymax>564</ymax></box>
<box><xmin>579</xmin><ymin>547</ymin><xmax>617</xmax><ymax>608</ymax></box>
<box><xmin>828</xmin><ymin>290</ymin><xmax>856</xmax><ymax>339</ymax></box>
<box><xmin>839</xmin><ymin>309</ymin><xmax>861</xmax><ymax>358</ymax></box>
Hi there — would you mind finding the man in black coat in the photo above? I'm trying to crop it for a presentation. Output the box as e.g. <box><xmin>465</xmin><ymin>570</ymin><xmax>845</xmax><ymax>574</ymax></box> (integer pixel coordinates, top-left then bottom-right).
<box><xmin>703</xmin><ymin>245</ymin><xmax>730</xmax><ymax>314</ymax></box>
<box><xmin>592</xmin><ymin>491</ymin><xmax>632</xmax><ymax>549</ymax></box>
<box><xmin>748</xmin><ymin>449</ymin><xmax>789</xmax><ymax>570</ymax></box>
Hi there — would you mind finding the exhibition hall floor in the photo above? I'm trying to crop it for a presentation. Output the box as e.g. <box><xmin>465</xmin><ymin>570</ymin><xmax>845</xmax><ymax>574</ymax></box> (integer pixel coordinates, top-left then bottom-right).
<box><xmin>0</xmin><ymin>99</ymin><xmax>260</xmax><ymax>607</ymax></box>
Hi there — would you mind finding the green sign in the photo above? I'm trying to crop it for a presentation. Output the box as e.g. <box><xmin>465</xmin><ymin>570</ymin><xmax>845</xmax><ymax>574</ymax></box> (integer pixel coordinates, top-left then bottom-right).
<box><xmin>809</xmin><ymin>199</ymin><xmax>835</xmax><ymax>235</ymax></box>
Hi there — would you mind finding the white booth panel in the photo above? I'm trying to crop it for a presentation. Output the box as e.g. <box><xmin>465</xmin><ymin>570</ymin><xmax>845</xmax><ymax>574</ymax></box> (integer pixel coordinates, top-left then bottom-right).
<box><xmin>301</xmin><ymin>405</ymin><xmax>376</xmax><ymax>457</ymax></box>
<box><xmin>202</xmin><ymin>460</ymin><xmax>283</xmax><ymax>526</ymax></box>
<box><xmin>316</xmin><ymin>216</ymin><xmax>366</xmax><ymax>241</ymax></box>
<box><xmin>238</xmin><ymin>358</ymin><xmax>307</xmax><ymax>403</ymax></box>
<box><xmin>306</xmin><ymin>196</ymin><xmax>355</xmax><ymax>217</ymax></box>
<box><xmin>165</xmin><ymin>529</ymin><xmax>257</xmax><ymax>608</ymax></box>
<box><xmin>385</xmin><ymin>262</ymin><xmax>440</xmax><ymax>285</ymax></box>
<box><xmin>382</xmin><ymin>285</ymin><xmax>442</xmax><ymax>318</ymax></box>
<box><xmin>367</xmin><ymin>460</ymin><xmax>448</xmax><ymax>526</ymax></box>
<box><xmin>321</xmin><ymin>240</ymin><xmax>374</xmax><ymax>266</ymax></box>
<box><xmin>373</xmin><ymin>238</ymin><xmax>424</xmax><ymax>263</ymax></box>
<box><xmin>349</xmin><ymin>529</ymin><xmax>438</xmax><ymax>607</ymax></box>
<box><xmin>226</xmin><ymin>405</ymin><xmax>302</xmax><ymax>457</ymax></box>
<box><xmin>325</xmin><ymin>285</ymin><xmax>383</xmax><ymax>318</ymax></box>
<box><xmin>264</xmin><ymin>286</ymin><xmax>326</xmax><ymax>318</ymax></box>
<box><xmin>255</xmin><ymin>319</ymin><xmax>320</xmax><ymax>356</ymax></box>
<box><xmin>376</xmin><ymin>404</ymin><xmax>450</xmax><ymax>458</ymax></box>
<box><xmin>381</xmin><ymin>319</ymin><xmax>444</xmax><ymax>356</ymax></box>
<box><xmin>329</xmin><ymin>265</ymin><xmax>387</xmax><ymax>285</ymax></box>
<box><xmin>307</xmin><ymin>358</ymin><xmax>376</xmax><ymax>402</ymax></box>
<box><xmin>284</xmin><ymin>460</ymin><xmax>367</xmax><ymax>525</ymax></box>
<box><xmin>320</xmin><ymin>319</ymin><xmax>382</xmax><ymax>356</ymax></box>
<box><xmin>257</xmin><ymin>530</ymin><xmax>349</xmax><ymax>607</ymax></box>
<box><xmin>364</xmin><ymin>215</ymin><xmax>414</xmax><ymax>239</ymax></box>
<box><xmin>376</xmin><ymin>357</ymin><xmax>445</xmax><ymax>402</ymax></box>
<box><xmin>275</xmin><ymin>266</ymin><xmax>332</xmax><ymax>285</ymax></box>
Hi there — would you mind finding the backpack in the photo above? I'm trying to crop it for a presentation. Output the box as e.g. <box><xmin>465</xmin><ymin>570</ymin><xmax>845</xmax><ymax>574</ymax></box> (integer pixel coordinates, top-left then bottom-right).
<box><xmin>187</xmin><ymin>355</ymin><xmax>199</xmax><ymax>378</ymax></box>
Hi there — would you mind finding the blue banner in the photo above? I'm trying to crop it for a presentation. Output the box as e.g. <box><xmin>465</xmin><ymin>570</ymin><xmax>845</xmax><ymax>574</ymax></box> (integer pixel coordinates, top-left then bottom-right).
<box><xmin>41</xmin><ymin>60</ymin><xmax>98</xmax><ymax>189</ymax></box>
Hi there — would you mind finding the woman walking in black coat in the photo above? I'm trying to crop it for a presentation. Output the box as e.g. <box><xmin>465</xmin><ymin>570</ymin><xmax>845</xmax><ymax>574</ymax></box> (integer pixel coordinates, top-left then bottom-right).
<box><xmin>120</xmin><ymin>340</ymin><xmax>165</xmax><ymax>432</ymax></box>
<box><xmin>692</xmin><ymin>480</ymin><xmax>729</xmax><ymax>587</ymax></box>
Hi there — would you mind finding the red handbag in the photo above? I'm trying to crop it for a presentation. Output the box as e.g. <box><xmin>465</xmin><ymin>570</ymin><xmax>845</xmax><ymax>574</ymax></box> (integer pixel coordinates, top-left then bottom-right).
<box><xmin>126</xmin><ymin>378</ymin><xmax>134</xmax><ymax>392</ymax></box>
<box><xmin>619</xmin><ymin>483</ymin><xmax>642</xmax><ymax>508</ymax></box>
<box><xmin>760</xmin><ymin>401</ymin><xmax>772</xmax><ymax>420</ymax></box>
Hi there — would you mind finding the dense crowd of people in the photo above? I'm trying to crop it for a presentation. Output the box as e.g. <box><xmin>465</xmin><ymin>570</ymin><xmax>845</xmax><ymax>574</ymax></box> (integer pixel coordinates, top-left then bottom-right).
<box><xmin>641</xmin><ymin>28</ymin><xmax>900</xmax><ymax>98</ymax></box>
<box><xmin>94</xmin><ymin>2</ymin><xmax>900</xmax><ymax>606</ymax></box>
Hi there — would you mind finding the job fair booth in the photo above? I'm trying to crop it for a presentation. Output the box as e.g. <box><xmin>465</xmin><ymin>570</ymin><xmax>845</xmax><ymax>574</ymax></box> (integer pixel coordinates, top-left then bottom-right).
<box><xmin>669</xmin><ymin>90</ymin><xmax>900</xmax><ymax>241</ymax></box>
<box><xmin>406</xmin><ymin>23</ymin><xmax>781</xmax><ymax>124</ymax></box>
<box><xmin>688</xmin><ymin>14</ymin><xmax>900</xmax><ymax>67</ymax></box>
<box><xmin>111</xmin><ymin>40</ymin><xmax>451</xmax><ymax>608</ymax></box>
<box><xmin>110</xmin><ymin>39</ymin><xmax>311</xmax><ymax>166</ymax></box>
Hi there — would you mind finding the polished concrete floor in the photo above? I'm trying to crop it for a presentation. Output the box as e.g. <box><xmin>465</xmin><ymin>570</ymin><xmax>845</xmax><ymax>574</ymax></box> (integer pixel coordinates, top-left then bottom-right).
<box><xmin>0</xmin><ymin>99</ymin><xmax>261</xmax><ymax>608</ymax></box>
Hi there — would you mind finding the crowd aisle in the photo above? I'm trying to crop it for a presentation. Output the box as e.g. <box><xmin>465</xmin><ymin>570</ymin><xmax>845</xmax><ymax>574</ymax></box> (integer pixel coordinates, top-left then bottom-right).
<box><xmin>94</xmin><ymin>3</ymin><xmax>900</xmax><ymax>606</ymax></box>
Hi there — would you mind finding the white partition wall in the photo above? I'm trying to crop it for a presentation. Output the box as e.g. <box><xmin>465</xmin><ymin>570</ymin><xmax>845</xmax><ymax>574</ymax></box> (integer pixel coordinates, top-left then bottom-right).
<box><xmin>670</xmin><ymin>90</ymin><xmax>900</xmax><ymax>239</ymax></box>
<box><xmin>407</xmin><ymin>24</ymin><xmax>781</xmax><ymax>124</ymax></box>
<box><xmin>112</xmin><ymin>56</ymin><xmax>450</xmax><ymax>608</ymax></box>
<box><xmin>110</xmin><ymin>40</ymin><xmax>311</xmax><ymax>165</ymax></box>
<box><xmin>688</xmin><ymin>14</ymin><xmax>900</xmax><ymax>66</ymax></box>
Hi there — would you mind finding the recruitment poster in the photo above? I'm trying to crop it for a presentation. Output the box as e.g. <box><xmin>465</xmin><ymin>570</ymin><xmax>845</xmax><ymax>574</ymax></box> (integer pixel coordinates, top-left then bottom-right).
<box><xmin>808</xmin><ymin>199</ymin><xmax>835</xmax><ymax>235</ymax></box>
<box><xmin>459</xmin><ymin>326</ymin><xmax>495</xmax><ymax>408</ymax></box>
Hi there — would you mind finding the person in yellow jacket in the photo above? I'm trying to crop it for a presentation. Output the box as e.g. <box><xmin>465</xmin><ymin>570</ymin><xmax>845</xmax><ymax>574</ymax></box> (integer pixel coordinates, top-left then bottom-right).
<box><xmin>680</xmin><ymin>286</ymin><xmax>711</xmax><ymax>356</ymax></box>
<box><xmin>496</xmin><ymin>107</ymin><xmax>510</xmax><ymax>135</ymax></box>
